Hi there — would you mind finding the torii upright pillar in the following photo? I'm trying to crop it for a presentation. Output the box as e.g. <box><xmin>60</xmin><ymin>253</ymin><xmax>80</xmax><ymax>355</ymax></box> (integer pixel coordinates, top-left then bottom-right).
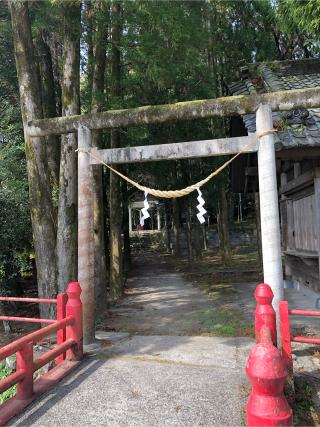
<box><xmin>256</xmin><ymin>104</ymin><xmax>283</xmax><ymax>335</ymax></box>
<box><xmin>78</xmin><ymin>125</ymin><xmax>95</xmax><ymax>345</ymax></box>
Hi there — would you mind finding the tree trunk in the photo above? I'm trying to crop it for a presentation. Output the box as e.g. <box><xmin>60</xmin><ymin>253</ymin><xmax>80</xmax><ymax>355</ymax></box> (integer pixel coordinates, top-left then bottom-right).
<box><xmin>164</xmin><ymin>202</ymin><xmax>171</xmax><ymax>252</ymax></box>
<box><xmin>202</xmin><ymin>224</ymin><xmax>207</xmax><ymax>251</ymax></box>
<box><xmin>193</xmin><ymin>219</ymin><xmax>202</xmax><ymax>260</ymax></box>
<box><xmin>37</xmin><ymin>30</ymin><xmax>60</xmax><ymax>197</ymax></box>
<box><xmin>218</xmin><ymin>184</ymin><xmax>232</xmax><ymax>266</ymax></box>
<box><xmin>56</xmin><ymin>2</ymin><xmax>80</xmax><ymax>292</ymax></box>
<box><xmin>122</xmin><ymin>179</ymin><xmax>131</xmax><ymax>272</ymax></box>
<box><xmin>172</xmin><ymin>198</ymin><xmax>181</xmax><ymax>257</ymax></box>
<box><xmin>10</xmin><ymin>1</ymin><xmax>57</xmax><ymax>318</ymax></box>
<box><xmin>90</xmin><ymin>1</ymin><xmax>109</xmax><ymax>312</ymax></box>
<box><xmin>228</xmin><ymin>192</ymin><xmax>234</xmax><ymax>224</ymax></box>
<box><xmin>46</xmin><ymin>33</ymin><xmax>62</xmax><ymax>117</ymax></box>
<box><xmin>185</xmin><ymin>198</ymin><xmax>194</xmax><ymax>265</ymax></box>
<box><xmin>85</xmin><ymin>0</ymin><xmax>94</xmax><ymax>107</ymax></box>
<box><xmin>109</xmin><ymin>1</ymin><xmax>123</xmax><ymax>301</ymax></box>
<box><xmin>0</xmin><ymin>302</ymin><xmax>12</xmax><ymax>334</ymax></box>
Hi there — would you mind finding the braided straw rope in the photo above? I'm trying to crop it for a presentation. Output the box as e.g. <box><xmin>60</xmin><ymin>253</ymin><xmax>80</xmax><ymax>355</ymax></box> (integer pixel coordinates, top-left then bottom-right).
<box><xmin>77</xmin><ymin>130</ymin><xmax>275</xmax><ymax>199</ymax></box>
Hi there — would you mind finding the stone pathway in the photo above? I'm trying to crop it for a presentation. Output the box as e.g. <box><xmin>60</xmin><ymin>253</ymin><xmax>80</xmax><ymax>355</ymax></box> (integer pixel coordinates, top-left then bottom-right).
<box><xmin>12</xmin><ymin>334</ymin><xmax>252</xmax><ymax>427</ymax></box>
<box><xmin>12</xmin><ymin>253</ymin><xmax>254</xmax><ymax>426</ymax></box>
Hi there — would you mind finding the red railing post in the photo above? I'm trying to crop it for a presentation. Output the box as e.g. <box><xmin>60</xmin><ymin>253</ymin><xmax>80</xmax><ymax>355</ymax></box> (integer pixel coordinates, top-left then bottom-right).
<box><xmin>66</xmin><ymin>282</ymin><xmax>83</xmax><ymax>360</ymax></box>
<box><xmin>246</xmin><ymin>326</ymin><xmax>292</xmax><ymax>426</ymax></box>
<box><xmin>279</xmin><ymin>301</ymin><xmax>293</xmax><ymax>371</ymax></box>
<box><xmin>16</xmin><ymin>342</ymin><xmax>33</xmax><ymax>400</ymax></box>
<box><xmin>254</xmin><ymin>283</ymin><xmax>277</xmax><ymax>346</ymax></box>
<box><xmin>56</xmin><ymin>293</ymin><xmax>68</xmax><ymax>364</ymax></box>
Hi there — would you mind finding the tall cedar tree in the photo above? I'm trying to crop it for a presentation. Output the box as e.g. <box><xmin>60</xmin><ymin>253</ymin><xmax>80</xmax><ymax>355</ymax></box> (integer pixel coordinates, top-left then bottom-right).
<box><xmin>10</xmin><ymin>1</ymin><xmax>57</xmax><ymax>318</ymax></box>
<box><xmin>56</xmin><ymin>1</ymin><xmax>81</xmax><ymax>292</ymax></box>
<box><xmin>109</xmin><ymin>1</ymin><xmax>123</xmax><ymax>301</ymax></box>
<box><xmin>90</xmin><ymin>1</ymin><xmax>109</xmax><ymax>311</ymax></box>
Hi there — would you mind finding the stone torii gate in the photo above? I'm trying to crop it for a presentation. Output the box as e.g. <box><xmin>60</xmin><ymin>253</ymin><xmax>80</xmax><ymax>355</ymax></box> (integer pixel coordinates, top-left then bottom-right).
<box><xmin>27</xmin><ymin>87</ymin><xmax>320</xmax><ymax>345</ymax></box>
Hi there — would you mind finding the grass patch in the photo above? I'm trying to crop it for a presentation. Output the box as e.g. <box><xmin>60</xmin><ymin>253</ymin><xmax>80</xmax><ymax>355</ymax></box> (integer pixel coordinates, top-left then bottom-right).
<box><xmin>172</xmin><ymin>245</ymin><xmax>258</xmax><ymax>338</ymax></box>
<box><xmin>190</xmin><ymin>307</ymin><xmax>254</xmax><ymax>337</ymax></box>
<box><xmin>0</xmin><ymin>362</ymin><xmax>16</xmax><ymax>403</ymax></box>
<box><xmin>293</xmin><ymin>377</ymin><xmax>319</xmax><ymax>426</ymax></box>
<box><xmin>174</xmin><ymin>245</ymin><xmax>262</xmax><ymax>279</ymax></box>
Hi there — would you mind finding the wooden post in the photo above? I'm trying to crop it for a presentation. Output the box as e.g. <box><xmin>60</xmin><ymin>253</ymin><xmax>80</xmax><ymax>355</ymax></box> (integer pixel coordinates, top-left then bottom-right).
<box><xmin>256</xmin><ymin>104</ymin><xmax>283</xmax><ymax>335</ymax></box>
<box><xmin>78</xmin><ymin>125</ymin><xmax>95</xmax><ymax>345</ymax></box>
<box><xmin>16</xmin><ymin>342</ymin><xmax>33</xmax><ymax>400</ymax></box>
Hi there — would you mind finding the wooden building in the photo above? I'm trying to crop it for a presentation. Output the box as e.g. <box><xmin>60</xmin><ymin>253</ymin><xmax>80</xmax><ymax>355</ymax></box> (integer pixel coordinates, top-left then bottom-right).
<box><xmin>128</xmin><ymin>192</ymin><xmax>163</xmax><ymax>232</ymax></box>
<box><xmin>229</xmin><ymin>59</ymin><xmax>320</xmax><ymax>293</ymax></box>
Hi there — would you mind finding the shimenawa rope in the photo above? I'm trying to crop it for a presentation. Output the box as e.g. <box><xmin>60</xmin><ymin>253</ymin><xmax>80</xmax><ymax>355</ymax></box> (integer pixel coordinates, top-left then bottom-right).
<box><xmin>76</xmin><ymin>129</ymin><xmax>275</xmax><ymax>199</ymax></box>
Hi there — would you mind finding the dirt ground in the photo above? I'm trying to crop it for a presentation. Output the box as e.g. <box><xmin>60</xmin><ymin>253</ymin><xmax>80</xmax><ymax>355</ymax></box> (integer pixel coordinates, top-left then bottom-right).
<box><xmin>99</xmin><ymin>252</ymin><xmax>254</xmax><ymax>337</ymax></box>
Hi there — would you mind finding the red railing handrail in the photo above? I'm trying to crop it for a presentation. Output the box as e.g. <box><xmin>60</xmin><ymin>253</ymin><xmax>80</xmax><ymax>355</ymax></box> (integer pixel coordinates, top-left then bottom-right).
<box><xmin>0</xmin><ymin>370</ymin><xmax>25</xmax><ymax>395</ymax></box>
<box><xmin>0</xmin><ymin>297</ymin><xmax>57</xmax><ymax>304</ymax></box>
<box><xmin>288</xmin><ymin>309</ymin><xmax>320</xmax><ymax>317</ymax></box>
<box><xmin>292</xmin><ymin>336</ymin><xmax>320</xmax><ymax>345</ymax></box>
<box><xmin>280</xmin><ymin>299</ymin><xmax>320</xmax><ymax>373</ymax></box>
<box><xmin>33</xmin><ymin>339</ymin><xmax>75</xmax><ymax>372</ymax></box>
<box><xmin>0</xmin><ymin>316</ymin><xmax>74</xmax><ymax>362</ymax></box>
<box><xmin>0</xmin><ymin>316</ymin><xmax>55</xmax><ymax>324</ymax></box>
<box><xmin>0</xmin><ymin>295</ymin><xmax>62</xmax><ymax>326</ymax></box>
<box><xmin>0</xmin><ymin>282</ymin><xmax>83</xmax><ymax>425</ymax></box>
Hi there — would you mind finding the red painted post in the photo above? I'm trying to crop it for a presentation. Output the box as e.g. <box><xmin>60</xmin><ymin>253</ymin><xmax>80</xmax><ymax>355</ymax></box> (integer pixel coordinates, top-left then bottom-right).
<box><xmin>246</xmin><ymin>326</ymin><xmax>292</xmax><ymax>426</ymax></box>
<box><xmin>279</xmin><ymin>301</ymin><xmax>293</xmax><ymax>372</ymax></box>
<box><xmin>16</xmin><ymin>342</ymin><xmax>33</xmax><ymax>400</ymax></box>
<box><xmin>66</xmin><ymin>282</ymin><xmax>83</xmax><ymax>360</ymax></box>
<box><xmin>254</xmin><ymin>283</ymin><xmax>277</xmax><ymax>346</ymax></box>
<box><xmin>57</xmin><ymin>293</ymin><xmax>68</xmax><ymax>364</ymax></box>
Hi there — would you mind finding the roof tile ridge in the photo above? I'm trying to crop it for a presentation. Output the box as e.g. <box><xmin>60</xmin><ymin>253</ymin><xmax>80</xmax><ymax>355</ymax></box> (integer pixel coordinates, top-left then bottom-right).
<box><xmin>259</xmin><ymin>64</ymin><xmax>284</xmax><ymax>92</ymax></box>
<box><xmin>244</xmin><ymin>79</ymin><xmax>257</xmax><ymax>95</ymax></box>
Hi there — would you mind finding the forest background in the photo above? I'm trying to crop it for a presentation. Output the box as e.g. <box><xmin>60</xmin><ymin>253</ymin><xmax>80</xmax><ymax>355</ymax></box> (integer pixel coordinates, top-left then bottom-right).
<box><xmin>0</xmin><ymin>0</ymin><xmax>319</xmax><ymax>318</ymax></box>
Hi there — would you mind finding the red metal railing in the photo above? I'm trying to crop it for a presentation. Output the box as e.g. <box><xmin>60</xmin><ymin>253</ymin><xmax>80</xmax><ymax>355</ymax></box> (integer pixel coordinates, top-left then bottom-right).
<box><xmin>0</xmin><ymin>295</ymin><xmax>60</xmax><ymax>325</ymax></box>
<box><xmin>0</xmin><ymin>282</ymin><xmax>83</xmax><ymax>425</ymax></box>
<box><xmin>279</xmin><ymin>301</ymin><xmax>320</xmax><ymax>371</ymax></box>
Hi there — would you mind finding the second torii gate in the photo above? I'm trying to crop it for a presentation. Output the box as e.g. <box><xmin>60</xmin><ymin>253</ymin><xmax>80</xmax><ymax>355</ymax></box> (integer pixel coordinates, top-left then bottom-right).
<box><xmin>27</xmin><ymin>87</ymin><xmax>320</xmax><ymax>344</ymax></box>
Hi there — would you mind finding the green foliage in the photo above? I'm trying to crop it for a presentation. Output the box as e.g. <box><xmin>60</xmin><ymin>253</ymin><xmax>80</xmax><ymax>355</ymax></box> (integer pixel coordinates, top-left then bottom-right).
<box><xmin>278</xmin><ymin>0</ymin><xmax>320</xmax><ymax>36</ymax></box>
<box><xmin>275</xmin><ymin>0</ymin><xmax>320</xmax><ymax>58</ymax></box>
<box><xmin>0</xmin><ymin>17</ymin><xmax>31</xmax><ymax>289</ymax></box>
<box><xmin>0</xmin><ymin>362</ymin><xmax>16</xmax><ymax>403</ymax></box>
<box><xmin>293</xmin><ymin>379</ymin><xmax>319</xmax><ymax>425</ymax></box>
<box><xmin>0</xmin><ymin>143</ymin><xmax>31</xmax><ymax>293</ymax></box>
<box><xmin>0</xmin><ymin>144</ymin><xmax>31</xmax><ymax>245</ymax></box>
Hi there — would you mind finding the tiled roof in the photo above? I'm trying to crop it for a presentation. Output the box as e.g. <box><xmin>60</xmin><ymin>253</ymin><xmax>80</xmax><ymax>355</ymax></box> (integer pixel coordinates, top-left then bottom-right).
<box><xmin>228</xmin><ymin>59</ymin><xmax>320</xmax><ymax>149</ymax></box>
